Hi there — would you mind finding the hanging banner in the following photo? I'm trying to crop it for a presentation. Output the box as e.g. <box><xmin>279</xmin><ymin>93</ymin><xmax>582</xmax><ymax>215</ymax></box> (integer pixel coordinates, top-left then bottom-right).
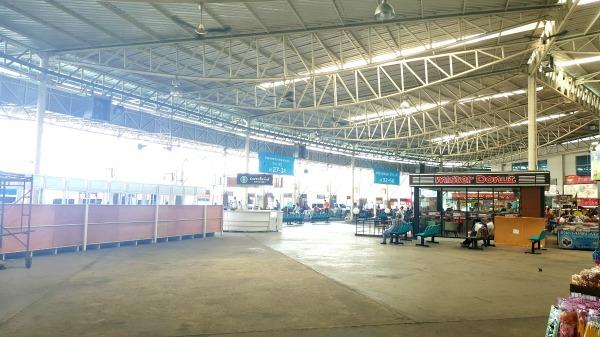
<box><xmin>374</xmin><ymin>169</ymin><xmax>400</xmax><ymax>185</ymax></box>
<box><xmin>258</xmin><ymin>152</ymin><xmax>294</xmax><ymax>175</ymax></box>
<box><xmin>592</xmin><ymin>143</ymin><xmax>600</xmax><ymax>181</ymax></box>
<box><xmin>236</xmin><ymin>173</ymin><xmax>273</xmax><ymax>186</ymax></box>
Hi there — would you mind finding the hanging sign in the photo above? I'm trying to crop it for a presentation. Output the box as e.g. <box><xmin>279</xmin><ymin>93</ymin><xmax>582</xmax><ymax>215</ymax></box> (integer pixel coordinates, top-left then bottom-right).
<box><xmin>592</xmin><ymin>143</ymin><xmax>600</xmax><ymax>181</ymax></box>
<box><xmin>258</xmin><ymin>152</ymin><xmax>294</xmax><ymax>175</ymax></box>
<box><xmin>236</xmin><ymin>173</ymin><xmax>273</xmax><ymax>186</ymax></box>
<box><xmin>374</xmin><ymin>169</ymin><xmax>400</xmax><ymax>185</ymax></box>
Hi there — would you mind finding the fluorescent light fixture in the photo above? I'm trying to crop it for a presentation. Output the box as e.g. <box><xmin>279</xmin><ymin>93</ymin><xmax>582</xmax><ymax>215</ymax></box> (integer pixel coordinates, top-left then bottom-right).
<box><xmin>510</xmin><ymin>111</ymin><xmax>577</xmax><ymax>127</ymax></box>
<box><xmin>348</xmin><ymin>101</ymin><xmax>448</xmax><ymax>122</ymax></box>
<box><xmin>457</xmin><ymin>21</ymin><xmax>548</xmax><ymax>48</ymax></box>
<box><xmin>432</xmin><ymin>111</ymin><xmax>576</xmax><ymax>143</ymax></box>
<box><xmin>459</xmin><ymin>87</ymin><xmax>543</xmax><ymax>104</ymax></box>
<box><xmin>350</xmin><ymin>87</ymin><xmax>542</xmax><ymax>122</ymax></box>
<box><xmin>557</xmin><ymin>0</ymin><xmax>600</xmax><ymax>5</ymax></box>
<box><xmin>258</xmin><ymin>21</ymin><xmax>547</xmax><ymax>90</ymax></box>
<box><xmin>431</xmin><ymin>128</ymin><xmax>493</xmax><ymax>143</ymax></box>
<box><xmin>0</xmin><ymin>66</ymin><xmax>25</xmax><ymax>78</ymax></box>
<box><xmin>555</xmin><ymin>55</ymin><xmax>600</xmax><ymax>67</ymax></box>
<box><xmin>562</xmin><ymin>134</ymin><xmax>600</xmax><ymax>144</ymax></box>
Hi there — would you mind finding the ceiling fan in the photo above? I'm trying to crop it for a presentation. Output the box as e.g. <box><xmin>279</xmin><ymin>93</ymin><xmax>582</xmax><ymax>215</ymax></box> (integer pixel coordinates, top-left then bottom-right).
<box><xmin>166</xmin><ymin>3</ymin><xmax>232</xmax><ymax>38</ymax></box>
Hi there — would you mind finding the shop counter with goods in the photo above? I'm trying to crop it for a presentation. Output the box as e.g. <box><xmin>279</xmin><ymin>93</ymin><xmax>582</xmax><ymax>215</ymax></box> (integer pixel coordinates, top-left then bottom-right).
<box><xmin>545</xmin><ymin>266</ymin><xmax>600</xmax><ymax>337</ymax></box>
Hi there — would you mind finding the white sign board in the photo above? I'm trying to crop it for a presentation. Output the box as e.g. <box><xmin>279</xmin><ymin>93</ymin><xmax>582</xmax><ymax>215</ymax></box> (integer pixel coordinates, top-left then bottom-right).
<box><xmin>592</xmin><ymin>142</ymin><xmax>600</xmax><ymax>181</ymax></box>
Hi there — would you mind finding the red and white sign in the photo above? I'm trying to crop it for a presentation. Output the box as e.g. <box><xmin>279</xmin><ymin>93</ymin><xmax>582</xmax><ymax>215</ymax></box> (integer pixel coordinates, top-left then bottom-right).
<box><xmin>433</xmin><ymin>175</ymin><xmax>517</xmax><ymax>185</ymax></box>
<box><xmin>476</xmin><ymin>175</ymin><xmax>517</xmax><ymax>184</ymax></box>
<box><xmin>578</xmin><ymin>198</ymin><xmax>599</xmax><ymax>207</ymax></box>
<box><xmin>434</xmin><ymin>176</ymin><xmax>474</xmax><ymax>184</ymax></box>
<box><xmin>452</xmin><ymin>192</ymin><xmax>516</xmax><ymax>200</ymax></box>
<box><xmin>565</xmin><ymin>175</ymin><xmax>595</xmax><ymax>185</ymax></box>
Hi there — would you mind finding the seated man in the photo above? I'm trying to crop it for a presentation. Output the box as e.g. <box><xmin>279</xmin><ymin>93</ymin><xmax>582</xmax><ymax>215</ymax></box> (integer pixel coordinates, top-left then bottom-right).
<box><xmin>461</xmin><ymin>218</ymin><xmax>493</xmax><ymax>247</ymax></box>
<box><xmin>381</xmin><ymin>212</ymin><xmax>404</xmax><ymax>244</ymax></box>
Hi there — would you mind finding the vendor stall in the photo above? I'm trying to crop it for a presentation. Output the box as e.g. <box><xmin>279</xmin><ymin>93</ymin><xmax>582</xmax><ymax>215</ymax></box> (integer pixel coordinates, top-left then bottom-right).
<box><xmin>409</xmin><ymin>171</ymin><xmax>550</xmax><ymax>241</ymax></box>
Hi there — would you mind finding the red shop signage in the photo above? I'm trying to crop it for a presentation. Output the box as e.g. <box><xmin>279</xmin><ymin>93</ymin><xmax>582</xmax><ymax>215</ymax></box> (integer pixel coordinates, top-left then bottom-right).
<box><xmin>433</xmin><ymin>175</ymin><xmax>517</xmax><ymax>185</ymax></box>
<box><xmin>452</xmin><ymin>193</ymin><xmax>516</xmax><ymax>200</ymax></box>
<box><xmin>410</xmin><ymin>172</ymin><xmax>549</xmax><ymax>187</ymax></box>
<box><xmin>565</xmin><ymin>175</ymin><xmax>594</xmax><ymax>185</ymax></box>
<box><xmin>578</xmin><ymin>198</ymin><xmax>599</xmax><ymax>207</ymax></box>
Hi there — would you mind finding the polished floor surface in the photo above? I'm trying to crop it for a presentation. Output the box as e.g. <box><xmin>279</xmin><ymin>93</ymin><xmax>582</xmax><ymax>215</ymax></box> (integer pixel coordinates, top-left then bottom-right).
<box><xmin>0</xmin><ymin>222</ymin><xmax>590</xmax><ymax>337</ymax></box>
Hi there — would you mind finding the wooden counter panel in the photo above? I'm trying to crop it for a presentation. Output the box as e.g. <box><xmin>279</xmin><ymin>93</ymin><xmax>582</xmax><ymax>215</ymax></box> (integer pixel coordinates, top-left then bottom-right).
<box><xmin>495</xmin><ymin>217</ymin><xmax>546</xmax><ymax>247</ymax></box>
<box><xmin>1</xmin><ymin>205</ymin><xmax>221</xmax><ymax>253</ymax></box>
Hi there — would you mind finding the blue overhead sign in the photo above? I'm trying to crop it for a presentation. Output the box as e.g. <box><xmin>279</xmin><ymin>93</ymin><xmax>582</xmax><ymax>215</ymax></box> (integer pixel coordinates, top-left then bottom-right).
<box><xmin>374</xmin><ymin>169</ymin><xmax>400</xmax><ymax>185</ymax></box>
<box><xmin>259</xmin><ymin>152</ymin><xmax>295</xmax><ymax>175</ymax></box>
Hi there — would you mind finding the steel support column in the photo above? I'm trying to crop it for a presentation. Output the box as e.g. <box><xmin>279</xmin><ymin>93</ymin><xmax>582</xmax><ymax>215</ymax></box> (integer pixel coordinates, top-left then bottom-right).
<box><xmin>34</xmin><ymin>55</ymin><xmax>49</xmax><ymax>180</ymax></box>
<box><xmin>351</xmin><ymin>154</ymin><xmax>355</xmax><ymax>210</ymax></box>
<box><xmin>243</xmin><ymin>130</ymin><xmax>250</xmax><ymax>210</ymax></box>
<box><xmin>528</xmin><ymin>74</ymin><xmax>538</xmax><ymax>171</ymax></box>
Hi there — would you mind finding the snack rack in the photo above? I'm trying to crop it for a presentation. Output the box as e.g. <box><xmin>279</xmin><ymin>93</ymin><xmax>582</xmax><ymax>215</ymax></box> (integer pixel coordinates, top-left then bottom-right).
<box><xmin>570</xmin><ymin>284</ymin><xmax>600</xmax><ymax>300</ymax></box>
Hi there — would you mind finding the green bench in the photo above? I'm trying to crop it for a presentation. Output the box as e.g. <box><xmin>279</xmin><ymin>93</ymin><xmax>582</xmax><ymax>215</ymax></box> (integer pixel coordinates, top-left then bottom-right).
<box><xmin>390</xmin><ymin>223</ymin><xmax>413</xmax><ymax>244</ymax></box>
<box><xmin>415</xmin><ymin>225</ymin><xmax>441</xmax><ymax>247</ymax></box>
<box><xmin>526</xmin><ymin>229</ymin><xmax>548</xmax><ymax>254</ymax></box>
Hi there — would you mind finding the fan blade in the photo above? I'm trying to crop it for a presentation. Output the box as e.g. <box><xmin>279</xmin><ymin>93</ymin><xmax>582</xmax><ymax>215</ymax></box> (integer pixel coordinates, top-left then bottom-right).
<box><xmin>205</xmin><ymin>26</ymin><xmax>232</xmax><ymax>33</ymax></box>
<box><xmin>168</xmin><ymin>14</ymin><xmax>197</xmax><ymax>32</ymax></box>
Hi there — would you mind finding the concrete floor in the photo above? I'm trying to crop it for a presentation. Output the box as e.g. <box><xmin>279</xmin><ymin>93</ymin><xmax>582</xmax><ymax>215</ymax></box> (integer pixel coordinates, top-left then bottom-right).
<box><xmin>0</xmin><ymin>222</ymin><xmax>591</xmax><ymax>337</ymax></box>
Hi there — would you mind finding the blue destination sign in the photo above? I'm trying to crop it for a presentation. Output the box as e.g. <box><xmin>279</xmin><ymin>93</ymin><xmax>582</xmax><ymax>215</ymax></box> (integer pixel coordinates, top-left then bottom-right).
<box><xmin>258</xmin><ymin>152</ymin><xmax>294</xmax><ymax>175</ymax></box>
<box><xmin>374</xmin><ymin>169</ymin><xmax>400</xmax><ymax>185</ymax></box>
<box><xmin>236</xmin><ymin>173</ymin><xmax>273</xmax><ymax>186</ymax></box>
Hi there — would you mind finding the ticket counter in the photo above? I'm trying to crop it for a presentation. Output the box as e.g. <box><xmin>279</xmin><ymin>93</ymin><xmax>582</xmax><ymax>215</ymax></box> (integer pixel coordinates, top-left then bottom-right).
<box><xmin>223</xmin><ymin>210</ymin><xmax>283</xmax><ymax>232</ymax></box>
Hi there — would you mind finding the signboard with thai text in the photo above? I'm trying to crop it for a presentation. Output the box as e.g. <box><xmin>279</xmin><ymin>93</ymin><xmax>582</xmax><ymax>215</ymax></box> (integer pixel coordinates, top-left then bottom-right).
<box><xmin>236</xmin><ymin>173</ymin><xmax>273</xmax><ymax>186</ymax></box>
<box><xmin>258</xmin><ymin>152</ymin><xmax>295</xmax><ymax>176</ymax></box>
<box><xmin>374</xmin><ymin>169</ymin><xmax>400</xmax><ymax>185</ymax></box>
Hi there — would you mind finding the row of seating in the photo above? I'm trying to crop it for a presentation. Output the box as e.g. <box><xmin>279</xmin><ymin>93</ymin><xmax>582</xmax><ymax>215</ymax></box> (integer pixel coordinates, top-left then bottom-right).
<box><xmin>384</xmin><ymin>223</ymin><xmax>549</xmax><ymax>254</ymax></box>
<box><xmin>311</xmin><ymin>212</ymin><xmax>330</xmax><ymax>222</ymax></box>
<box><xmin>283</xmin><ymin>213</ymin><xmax>304</xmax><ymax>225</ymax></box>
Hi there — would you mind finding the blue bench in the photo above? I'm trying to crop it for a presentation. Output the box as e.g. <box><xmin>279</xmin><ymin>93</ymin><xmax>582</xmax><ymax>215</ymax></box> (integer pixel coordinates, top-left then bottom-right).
<box><xmin>311</xmin><ymin>212</ymin><xmax>330</xmax><ymax>223</ymax></box>
<box><xmin>283</xmin><ymin>213</ymin><xmax>304</xmax><ymax>225</ymax></box>
<box><xmin>526</xmin><ymin>229</ymin><xmax>548</xmax><ymax>254</ymax></box>
<box><xmin>415</xmin><ymin>225</ymin><xmax>441</xmax><ymax>247</ymax></box>
<box><xmin>390</xmin><ymin>222</ymin><xmax>413</xmax><ymax>244</ymax></box>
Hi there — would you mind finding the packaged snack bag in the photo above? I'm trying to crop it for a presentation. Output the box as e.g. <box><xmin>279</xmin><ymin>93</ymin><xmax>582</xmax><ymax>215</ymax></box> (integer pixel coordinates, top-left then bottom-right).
<box><xmin>547</xmin><ymin>306</ymin><xmax>560</xmax><ymax>337</ymax></box>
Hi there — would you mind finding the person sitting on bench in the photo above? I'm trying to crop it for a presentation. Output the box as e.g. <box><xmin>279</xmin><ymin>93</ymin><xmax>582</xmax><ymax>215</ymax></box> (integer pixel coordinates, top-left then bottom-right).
<box><xmin>461</xmin><ymin>218</ymin><xmax>492</xmax><ymax>247</ymax></box>
<box><xmin>381</xmin><ymin>211</ymin><xmax>404</xmax><ymax>244</ymax></box>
